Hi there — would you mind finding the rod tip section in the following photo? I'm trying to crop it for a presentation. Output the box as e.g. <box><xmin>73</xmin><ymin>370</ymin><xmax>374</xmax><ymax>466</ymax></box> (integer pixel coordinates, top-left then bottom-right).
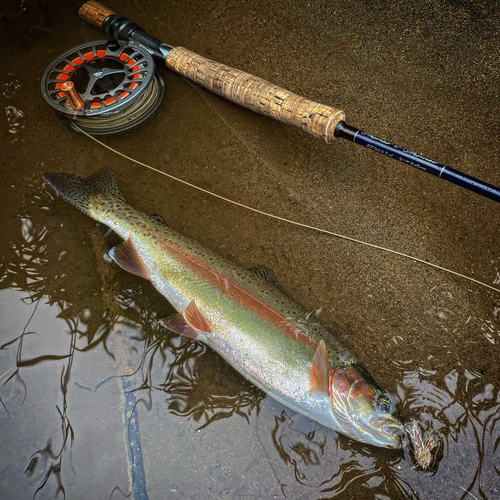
<box><xmin>78</xmin><ymin>1</ymin><xmax>116</xmax><ymax>29</ymax></box>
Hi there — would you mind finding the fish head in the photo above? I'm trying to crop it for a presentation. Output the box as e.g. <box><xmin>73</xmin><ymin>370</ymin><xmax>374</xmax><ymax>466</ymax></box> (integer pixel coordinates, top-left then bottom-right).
<box><xmin>329</xmin><ymin>366</ymin><xmax>405</xmax><ymax>449</ymax></box>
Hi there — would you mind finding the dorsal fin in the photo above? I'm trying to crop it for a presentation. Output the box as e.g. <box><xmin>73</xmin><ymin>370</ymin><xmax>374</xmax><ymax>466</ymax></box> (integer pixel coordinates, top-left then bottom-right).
<box><xmin>108</xmin><ymin>237</ymin><xmax>151</xmax><ymax>280</ymax></box>
<box><xmin>249</xmin><ymin>265</ymin><xmax>282</xmax><ymax>291</ymax></box>
<box><xmin>150</xmin><ymin>214</ymin><xmax>167</xmax><ymax>225</ymax></box>
<box><xmin>310</xmin><ymin>340</ymin><xmax>329</xmax><ymax>395</ymax></box>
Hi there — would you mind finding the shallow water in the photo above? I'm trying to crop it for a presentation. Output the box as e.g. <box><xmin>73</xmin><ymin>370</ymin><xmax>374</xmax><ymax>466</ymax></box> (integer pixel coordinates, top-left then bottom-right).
<box><xmin>1</xmin><ymin>0</ymin><xmax>500</xmax><ymax>498</ymax></box>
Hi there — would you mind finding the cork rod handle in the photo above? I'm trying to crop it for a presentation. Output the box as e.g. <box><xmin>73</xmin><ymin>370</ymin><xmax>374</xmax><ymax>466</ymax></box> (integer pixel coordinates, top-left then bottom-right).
<box><xmin>78</xmin><ymin>1</ymin><xmax>345</xmax><ymax>142</ymax></box>
<box><xmin>166</xmin><ymin>48</ymin><xmax>344</xmax><ymax>143</ymax></box>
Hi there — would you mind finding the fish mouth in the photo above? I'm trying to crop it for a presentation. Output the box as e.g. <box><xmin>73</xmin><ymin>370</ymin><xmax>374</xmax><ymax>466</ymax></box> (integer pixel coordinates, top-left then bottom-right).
<box><xmin>331</xmin><ymin>404</ymin><xmax>405</xmax><ymax>448</ymax></box>
<box><xmin>368</xmin><ymin>416</ymin><xmax>405</xmax><ymax>448</ymax></box>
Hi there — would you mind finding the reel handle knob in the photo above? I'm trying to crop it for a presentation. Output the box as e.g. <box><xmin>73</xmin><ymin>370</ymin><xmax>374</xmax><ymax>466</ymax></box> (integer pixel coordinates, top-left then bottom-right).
<box><xmin>60</xmin><ymin>82</ymin><xmax>85</xmax><ymax>111</ymax></box>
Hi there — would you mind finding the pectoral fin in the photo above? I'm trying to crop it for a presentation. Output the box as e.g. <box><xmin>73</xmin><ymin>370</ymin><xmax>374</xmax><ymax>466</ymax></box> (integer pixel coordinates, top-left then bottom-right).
<box><xmin>310</xmin><ymin>340</ymin><xmax>329</xmax><ymax>395</ymax></box>
<box><xmin>108</xmin><ymin>237</ymin><xmax>151</xmax><ymax>280</ymax></box>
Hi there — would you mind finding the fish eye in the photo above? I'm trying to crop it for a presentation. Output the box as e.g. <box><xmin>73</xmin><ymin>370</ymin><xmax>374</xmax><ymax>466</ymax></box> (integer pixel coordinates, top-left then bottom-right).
<box><xmin>375</xmin><ymin>396</ymin><xmax>393</xmax><ymax>414</ymax></box>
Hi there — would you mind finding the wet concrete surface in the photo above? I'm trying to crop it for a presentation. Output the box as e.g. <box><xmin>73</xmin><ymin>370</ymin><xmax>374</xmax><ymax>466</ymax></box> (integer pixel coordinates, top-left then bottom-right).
<box><xmin>1</xmin><ymin>0</ymin><xmax>500</xmax><ymax>498</ymax></box>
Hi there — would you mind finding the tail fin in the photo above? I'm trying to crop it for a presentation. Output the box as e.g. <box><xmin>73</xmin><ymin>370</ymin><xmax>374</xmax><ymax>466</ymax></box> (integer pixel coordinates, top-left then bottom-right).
<box><xmin>43</xmin><ymin>168</ymin><xmax>125</xmax><ymax>216</ymax></box>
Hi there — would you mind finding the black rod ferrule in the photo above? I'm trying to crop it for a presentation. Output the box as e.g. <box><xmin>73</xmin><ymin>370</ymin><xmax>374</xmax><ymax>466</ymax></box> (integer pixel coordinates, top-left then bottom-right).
<box><xmin>334</xmin><ymin>121</ymin><xmax>359</xmax><ymax>142</ymax></box>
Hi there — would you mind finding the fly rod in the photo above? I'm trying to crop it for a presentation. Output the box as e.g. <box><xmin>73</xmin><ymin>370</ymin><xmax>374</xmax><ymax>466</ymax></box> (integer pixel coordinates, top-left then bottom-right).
<box><xmin>79</xmin><ymin>1</ymin><xmax>500</xmax><ymax>204</ymax></box>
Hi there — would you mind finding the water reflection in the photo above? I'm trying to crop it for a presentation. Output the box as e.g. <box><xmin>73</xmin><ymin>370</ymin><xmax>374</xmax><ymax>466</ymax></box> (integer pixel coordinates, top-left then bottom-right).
<box><xmin>399</xmin><ymin>368</ymin><xmax>500</xmax><ymax>498</ymax></box>
<box><xmin>5</xmin><ymin>105</ymin><xmax>25</xmax><ymax>135</ymax></box>
<box><xmin>3</xmin><ymin>76</ymin><xmax>21</xmax><ymax>99</ymax></box>
<box><xmin>257</xmin><ymin>397</ymin><xmax>420</xmax><ymax>499</ymax></box>
<box><xmin>255</xmin><ymin>364</ymin><xmax>500</xmax><ymax>499</ymax></box>
<box><xmin>0</xmin><ymin>178</ymin><xmax>263</xmax><ymax>498</ymax></box>
<box><xmin>0</xmin><ymin>178</ymin><xmax>499</xmax><ymax>499</ymax></box>
<box><xmin>139</xmin><ymin>334</ymin><xmax>262</xmax><ymax>429</ymax></box>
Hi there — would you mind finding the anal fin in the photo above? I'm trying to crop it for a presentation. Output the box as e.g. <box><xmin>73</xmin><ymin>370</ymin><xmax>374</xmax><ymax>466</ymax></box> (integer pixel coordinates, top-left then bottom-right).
<box><xmin>108</xmin><ymin>237</ymin><xmax>151</xmax><ymax>280</ymax></box>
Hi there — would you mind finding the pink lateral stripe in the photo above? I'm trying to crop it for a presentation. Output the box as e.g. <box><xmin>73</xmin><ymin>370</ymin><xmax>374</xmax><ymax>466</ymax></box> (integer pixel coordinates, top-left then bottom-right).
<box><xmin>147</xmin><ymin>228</ymin><xmax>318</xmax><ymax>351</ymax></box>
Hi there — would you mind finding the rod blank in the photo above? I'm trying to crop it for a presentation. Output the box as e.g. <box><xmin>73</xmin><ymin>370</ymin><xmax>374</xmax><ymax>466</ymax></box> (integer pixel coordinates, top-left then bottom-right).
<box><xmin>335</xmin><ymin>122</ymin><xmax>500</xmax><ymax>203</ymax></box>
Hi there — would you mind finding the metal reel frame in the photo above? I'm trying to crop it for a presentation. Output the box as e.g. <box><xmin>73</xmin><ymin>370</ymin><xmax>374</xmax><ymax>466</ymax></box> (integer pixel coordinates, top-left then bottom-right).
<box><xmin>41</xmin><ymin>39</ymin><xmax>156</xmax><ymax>117</ymax></box>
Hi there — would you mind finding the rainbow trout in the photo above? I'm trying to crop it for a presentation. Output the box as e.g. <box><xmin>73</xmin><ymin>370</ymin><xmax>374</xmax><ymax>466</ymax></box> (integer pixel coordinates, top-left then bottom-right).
<box><xmin>43</xmin><ymin>168</ymin><xmax>405</xmax><ymax>449</ymax></box>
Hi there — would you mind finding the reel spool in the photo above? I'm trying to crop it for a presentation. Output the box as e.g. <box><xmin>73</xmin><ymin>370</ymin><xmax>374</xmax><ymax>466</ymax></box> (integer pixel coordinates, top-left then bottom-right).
<box><xmin>41</xmin><ymin>39</ymin><xmax>164</xmax><ymax>135</ymax></box>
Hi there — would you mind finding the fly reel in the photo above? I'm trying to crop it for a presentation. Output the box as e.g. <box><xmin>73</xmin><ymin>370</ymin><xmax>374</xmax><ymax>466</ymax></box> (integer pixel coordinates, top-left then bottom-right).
<box><xmin>41</xmin><ymin>39</ymin><xmax>164</xmax><ymax>135</ymax></box>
